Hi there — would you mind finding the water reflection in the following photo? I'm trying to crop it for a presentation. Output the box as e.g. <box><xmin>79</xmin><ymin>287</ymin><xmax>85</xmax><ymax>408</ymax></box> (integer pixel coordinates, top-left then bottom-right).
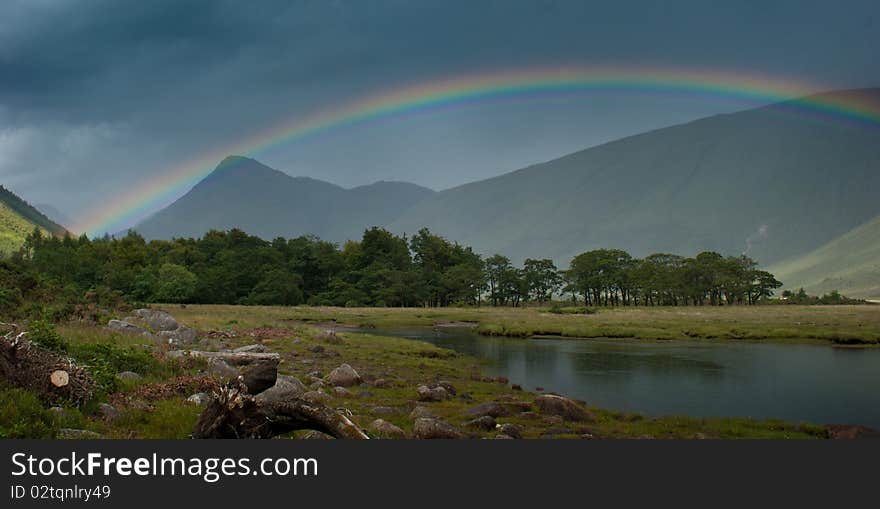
<box><xmin>348</xmin><ymin>327</ymin><xmax>880</xmax><ymax>427</ymax></box>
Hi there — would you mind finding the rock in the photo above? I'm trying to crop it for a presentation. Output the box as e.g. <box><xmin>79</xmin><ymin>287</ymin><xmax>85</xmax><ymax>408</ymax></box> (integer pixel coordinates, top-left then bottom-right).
<box><xmin>497</xmin><ymin>423</ymin><xmax>524</xmax><ymax>439</ymax></box>
<box><xmin>430</xmin><ymin>381</ymin><xmax>457</xmax><ymax>395</ymax></box>
<box><xmin>186</xmin><ymin>392</ymin><xmax>211</xmax><ymax>406</ymax></box>
<box><xmin>369</xmin><ymin>419</ymin><xmax>406</xmax><ymax>439</ymax></box>
<box><xmin>307</xmin><ymin>370</ymin><xmax>323</xmax><ymax>379</ymax></box>
<box><xmin>371</xmin><ymin>406</ymin><xmax>402</xmax><ymax>416</ymax></box>
<box><xmin>59</xmin><ymin>428</ymin><xmax>103</xmax><ymax>439</ymax></box>
<box><xmin>413</xmin><ymin>418</ymin><xmax>462</xmax><ymax>439</ymax></box>
<box><xmin>157</xmin><ymin>326</ymin><xmax>198</xmax><ymax>346</ymax></box>
<box><xmin>256</xmin><ymin>375</ymin><xmax>308</xmax><ymax>405</ymax></box>
<box><xmin>97</xmin><ymin>403</ymin><xmax>120</xmax><ymax>421</ymax></box>
<box><xmin>301</xmin><ymin>390</ymin><xmax>331</xmax><ymax>405</ymax></box>
<box><xmin>373</xmin><ymin>378</ymin><xmax>391</xmax><ymax>388</ymax></box>
<box><xmin>333</xmin><ymin>386</ymin><xmax>354</xmax><ymax>397</ymax></box>
<box><xmin>116</xmin><ymin>371</ymin><xmax>142</xmax><ymax>382</ymax></box>
<box><xmin>326</xmin><ymin>364</ymin><xmax>362</xmax><ymax>387</ymax></box>
<box><xmin>308</xmin><ymin>345</ymin><xmax>325</xmax><ymax>353</ymax></box>
<box><xmin>534</xmin><ymin>394</ymin><xmax>596</xmax><ymax>422</ymax></box>
<box><xmin>417</xmin><ymin>385</ymin><xmax>450</xmax><ymax>402</ymax></box>
<box><xmin>240</xmin><ymin>360</ymin><xmax>278</xmax><ymax>394</ymax></box>
<box><xmin>465</xmin><ymin>415</ymin><xmax>497</xmax><ymax>431</ymax></box>
<box><xmin>495</xmin><ymin>434</ymin><xmax>515</xmax><ymax>439</ymax></box>
<box><xmin>134</xmin><ymin>308</ymin><xmax>179</xmax><ymax>331</ymax></box>
<box><xmin>309</xmin><ymin>380</ymin><xmax>325</xmax><ymax>391</ymax></box>
<box><xmin>464</xmin><ymin>402</ymin><xmax>510</xmax><ymax>418</ymax></box>
<box><xmin>518</xmin><ymin>411</ymin><xmax>541</xmax><ymax>420</ymax></box>
<box><xmin>409</xmin><ymin>406</ymin><xmax>435</xmax><ymax>420</ymax></box>
<box><xmin>107</xmin><ymin>319</ymin><xmax>152</xmax><ymax>337</ymax></box>
<box><xmin>207</xmin><ymin>358</ymin><xmax>239</xmax><ymax>379</ymax></box>
<box><xmin>233</xmin><ymin>344</ymin><xmax>270</xmax><ymax>353</ymax></box>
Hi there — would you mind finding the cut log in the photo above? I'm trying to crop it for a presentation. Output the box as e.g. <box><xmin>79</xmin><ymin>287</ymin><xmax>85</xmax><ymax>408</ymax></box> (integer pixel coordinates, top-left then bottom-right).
<box><xmin>192</xmin><ymin>384</ymin><xmax>368</xmax><ymax>440</ymax></box>
<box><xmin>0</xmin><ymin>327</ymin><xmax>95</xmax><ymax>405</ymax></box>
<box><xmin>169</xmin><ymin>350</ymin><xmax>280</xmax><ymax>366</ymax></box>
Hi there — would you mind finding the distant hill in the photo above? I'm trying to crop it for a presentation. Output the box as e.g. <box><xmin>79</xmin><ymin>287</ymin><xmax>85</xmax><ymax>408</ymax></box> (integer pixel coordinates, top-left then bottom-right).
<box><xmin>135</xmin><ymin>89</ymin><xmax>880</xmax><ymax>271</ymax></box>
<box><xmin>35</xmin><ymin>203</ymin><xmax>73</xmax><ymax>229</ymax></box>
<box><xmin>132</xmin><ymin>156</ymin><xmax>436</xmax><ymax>242</ymax></box>
<box><xmin>769</xmin><ymin>215</ymin><xmax>880</xmax><ymax>299</ymax></box>
<box><xmin>0</xmin><ymin>185</ymin><xmax>68</xmax><ymax>255</ymax></box>
<box><xmin>388</xmin><ymin>88</ymin><xmax>880</xmax><ymax>265</ymax></box>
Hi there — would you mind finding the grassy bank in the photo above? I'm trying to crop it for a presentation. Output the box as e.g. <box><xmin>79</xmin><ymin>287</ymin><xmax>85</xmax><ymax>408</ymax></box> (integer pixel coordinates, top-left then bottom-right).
<box><xmin>2</xmin><ymin>306</ymin><xmax>837</xmax><ymax>438</ymax></box>
<box><xmin>172</xmin><ymin>304</ymin><xmax>880</xmax><ymax>345</ymax></box>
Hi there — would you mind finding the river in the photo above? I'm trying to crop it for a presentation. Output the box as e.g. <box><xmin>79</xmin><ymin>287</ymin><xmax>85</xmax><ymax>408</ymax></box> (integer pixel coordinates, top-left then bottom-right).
<box><xmin>348</xmin><ymin>327</ymin><xmax>880</xmax><ymax>428</ymax></box>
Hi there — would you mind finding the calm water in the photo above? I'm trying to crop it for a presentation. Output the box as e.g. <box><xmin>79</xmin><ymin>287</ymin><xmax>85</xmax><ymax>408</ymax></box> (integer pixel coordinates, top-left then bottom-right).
<box><xmin>352</xmin><ymin>327</ymin><xmax>880</xmax><ymax>427</ymax></box>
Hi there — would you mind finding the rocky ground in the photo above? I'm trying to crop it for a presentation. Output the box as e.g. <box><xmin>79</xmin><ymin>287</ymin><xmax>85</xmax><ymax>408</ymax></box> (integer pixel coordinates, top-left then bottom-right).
<box><xmin>32</xmin><ymin>306</ymin><xmax>846</xmax><ymax>439</ymax></box>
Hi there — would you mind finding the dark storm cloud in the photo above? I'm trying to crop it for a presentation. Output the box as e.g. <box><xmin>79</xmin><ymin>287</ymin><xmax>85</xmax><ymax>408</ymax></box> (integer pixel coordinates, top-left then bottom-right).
<box><xmin>1</xmin><ymin>0</ymin><xmax>878</xmax><ymax>223</ymax></box>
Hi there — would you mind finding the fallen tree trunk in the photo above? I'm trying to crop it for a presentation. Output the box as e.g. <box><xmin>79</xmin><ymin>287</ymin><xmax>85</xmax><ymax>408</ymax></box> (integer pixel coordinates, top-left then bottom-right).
<box><xmin>192</xmin><ymin>384</ymin><xmax>369</xmax><ymax>439</ymax></box>
<box><xmin>0</xmin><ymin>325</ymin><xmax>96</xmax><ymax>405</ymax></box>
<box><xmin>169</xmin><ymin>350</ymin><xmax>280</xmax><ymax>366</ymax></box>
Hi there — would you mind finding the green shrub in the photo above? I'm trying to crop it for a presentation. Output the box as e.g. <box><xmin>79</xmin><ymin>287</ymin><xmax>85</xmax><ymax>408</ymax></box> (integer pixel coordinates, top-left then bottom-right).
<box><xmin>548</xmin><ymin>305</ymin><xmax>596</xmax><ymax>315</ymax></box>
<box><xmin>27</xmin><ymin>319</ymin><xmax>68</xmax><ymax>353</ymax></box>
<box><xmin>0</xmin><ymin>386</ymin><xmax>58</xmax><ymax>438</ymax></box>
<box><xmin>68</xmin><ymin>341</ymin><xmax>161</xmax><ymax>393</ymax></box>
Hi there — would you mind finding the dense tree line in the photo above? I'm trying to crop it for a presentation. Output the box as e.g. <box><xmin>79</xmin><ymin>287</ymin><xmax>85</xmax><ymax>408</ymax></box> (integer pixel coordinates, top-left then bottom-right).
<box><xmin>8</xmin><ymin>227</ymin><xmax>783</xmax><ymax>308</ymax></box>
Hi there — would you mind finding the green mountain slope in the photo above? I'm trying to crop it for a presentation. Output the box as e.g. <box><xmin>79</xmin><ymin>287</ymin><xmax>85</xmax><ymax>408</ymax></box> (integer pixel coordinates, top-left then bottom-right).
<box><xmin>133</xmin><ymin>156</ymin><xmax>436</xmax><ymax>241</ymax></box>
<box><xmin>388</xmin><ymin>88</ymin><xmax>880</xmax><ymax>265</ymax></box>
<box><xmin>769</xmin><ymin>215</ymin><xmax>880</xmax><ymax>299</ymax></box>
<box><xmin>0</xmin><ymin>185</ymin><xmax>68</xmax><ymax>255</ymax></box>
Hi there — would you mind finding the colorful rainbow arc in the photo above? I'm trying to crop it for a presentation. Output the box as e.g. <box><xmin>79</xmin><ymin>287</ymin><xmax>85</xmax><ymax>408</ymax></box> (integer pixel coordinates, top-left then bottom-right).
<box><xmin>72</xmin><ymin>66</ymin><xmax>880</xmax><ymax>236</ymax></box>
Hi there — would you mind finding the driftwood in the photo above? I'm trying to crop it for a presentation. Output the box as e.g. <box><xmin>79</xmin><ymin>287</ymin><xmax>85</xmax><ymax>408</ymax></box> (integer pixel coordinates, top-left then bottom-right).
<box><xmin>170</xmin><ymin>349</ymin><xmax>280</xmax><ymax>366</ymax></box>
<box><xmin>0</xmin><ymin>324</ymin><xmax>95</xmax><ymax>405</ymax></box>
<box><xmin>192</xmin><ymin>383</ymin><xmax>369</xmax><ymax>439</ymax></box>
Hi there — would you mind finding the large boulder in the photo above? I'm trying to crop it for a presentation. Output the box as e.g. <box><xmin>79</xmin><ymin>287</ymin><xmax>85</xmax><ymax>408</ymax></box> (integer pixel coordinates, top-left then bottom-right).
<box><xmin>326</xmin><ymin>364</ymin><xmax>361</xmax><ymax>387</ymax></box>
<box><xmin>255</xmin><ymin>375</ymin><xmax>307</xmax><ymax>405</ymax></box>
<box><xmin>233</xmin><ymin>344</ymin><xmax>271</xmax><ymax>354</ymax></box>
<box><xmin>464</xmin><ymin>415</ymin><xmax>497</xmax><ymax>431</ymax></box>
<box><xmin>107</xmin><ymin>319</ymin><xmax>154</xmax><ymax>339</ymax></box>
<box><xmin>134</xmin><ymin>309</ymin><xmax>179</xmax><ymax>331</ymax></box>
<box><xmin>240</xmin><ymin>360</ymin><xmax>279</xmax><ymax>395</ymax></box>
<box><xmin>207</xmin><ymin>358</ymin><xmax>239</xmax><ymax>379</ymax></box>
<box><xmin>534</xmin><ymin>394</ymin><xmax>596</xmax><ymax>422</ymax></box>
<box><xmin>369</xmin><ymin>419</ymin><xmax>407</xmax><ymax>439</ymax></box>
<box><xmin>464</xmin><ymin>402</ymin><xmax>510</xmax><ymax>418</ymax></box>
<box><xmin>417</xmin><ymin>385</ymin><xmax>450</xmax><ymax>402</ymax></box>
<box><xmin>413</xmin><ymin>418</ymin><xmax>462</xmax><ymax>439</ymax></box>
<box><xmin>157</xmin><ymin>326</ymin><xmax>198</xmax><ymax>347</ymax></box>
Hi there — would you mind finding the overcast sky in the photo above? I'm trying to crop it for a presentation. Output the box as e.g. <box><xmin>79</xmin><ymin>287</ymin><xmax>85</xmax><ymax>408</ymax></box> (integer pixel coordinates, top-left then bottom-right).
<box><xmin>1</xmin><ymin>0</ymin><xmax>878</xmax><ymax>228</ymax></box>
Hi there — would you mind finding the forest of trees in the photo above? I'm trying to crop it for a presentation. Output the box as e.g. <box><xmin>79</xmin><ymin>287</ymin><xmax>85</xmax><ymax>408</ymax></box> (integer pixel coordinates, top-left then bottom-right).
<box><xmin>7</xmin><ymin>226</ymin><xmax>783</xmax><ymax>309</ymax></box>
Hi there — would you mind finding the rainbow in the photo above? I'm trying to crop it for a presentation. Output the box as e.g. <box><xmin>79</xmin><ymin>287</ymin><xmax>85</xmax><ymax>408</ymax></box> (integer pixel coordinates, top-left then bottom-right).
<box><xmin>72</xmin><ymin>65</ymin><xmax>880</xmax><ymax>236</ymax></box>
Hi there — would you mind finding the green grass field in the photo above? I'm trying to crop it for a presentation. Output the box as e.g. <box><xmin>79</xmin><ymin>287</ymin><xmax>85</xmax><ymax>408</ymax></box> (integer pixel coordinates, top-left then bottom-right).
<box><xmin>171</xmin><ymin>303</ymin><xmax>880</xmax><ymax>345</ymax></box>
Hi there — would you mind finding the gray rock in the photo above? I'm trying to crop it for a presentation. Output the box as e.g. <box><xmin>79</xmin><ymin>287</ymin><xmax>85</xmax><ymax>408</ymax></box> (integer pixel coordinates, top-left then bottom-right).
<box><xmin>116</xmin><ymin>371</ymin><xmax>142</xmax><ymax>382</ymax></box>
<box><xmin>107</xmin><ymin>319</ymin><xmax>151</xmax><ymax>337</ymax></box>
<box><xmin>465</xmin><ymin>415</ymin><xmax>497</xmax><ymax>431</ymax></box>
<box><xmin>301</xmin><ymin>430</ymin><xmax>334</xmax><ymax>440</ymax></box>
<box><xmin>301</xmin><ymin>390</ymin><xmax>331</xmax><ymax>405</ymax></box>
<box><xmin>497</xmin><ymin>423</ymin><xmax>524</xmax><ymax>439</ymax></box>
<box><xmin>97</xmin><ymin>403</ymin><xmax>120</xmax><ymax>421</ymax></box>
<box><xmin>157</xmin><ymin>326</ymin><xmax>198</xmax><ymax>346</ymax></box>
<box><xmin>369</xmin><ymin>419</ymin><xmax>406</xmax><ymax>439</ymax></box>
<box><xmin>186</xmin><ymin>392</ymin><xmax>211</xmax><ymax>406</ymax></box>
<box><xmin>430</xmin><ymin>380</ymin><xmax>457</xmax><ymax>395</ymax></box>
<box><xmin>207</xmin><ymin>358</ymin><xmax>239</xmax><ymax>379</ymax></box>
<box><xmin>464</xmin><ymin>402</ymin><xmax>510</xmax><ymax>418</ymax></box>
<box><xmin>326</xmin><ymin>364</ymin><xmax>361</xmax><ymax>387</ymax></box>
<box><xmin>413</xmin><ymin>418</ymin><xmax>462</xmax><ymax>439</ymax></box>
<box><xmin>48</xmin><ymin>406</ymin><xmax>67</xmax><ymax>419</ymax></box>
<box><xmin>494</xmin><ymin>434</ymin><xmax>515</xmax><ymax>439</ymax></box>
<box><xmin>59</xmin><ymin>428</ymin><xmax>103</xmax><ymax>439</ymax></box>
<box><xmin>309</xmin><ymin>380</ymin><xmax>325</xmax><ymax>391</ymax></box>
<box><xmin>134</xmin><ymin>308</ymin><xmax>179</xmax><ymax>331</ymax></box>
<box><xmin>233</xmin><ymin>344</ymin><xmax>270</xmax><ymax>354</ymax></box>
<box><xmin>255</xmin><ymin>375</ymin><xmax>307</xmax><ymax>405</ymax></box>
<box><xmin>417</xmin><ymin>385</ymin><xmax>450</xmax><ymax>402</ymax></box>
<box><xmin>534</xmin><ymin>394</ymin><xmax>596</xmax><ymax>422</ymax></box>
<box><xmin>373</xmin><ymin>378</ymin><xmax>391</xmax><ymax>388</ymax></box>
<box><xmin>409</xmin><ymin>406</ymin><xmax>435</xmax><ymax>420</ymax></box>
<box><xmin>308</xmin><ymin>344</ymin><xmax>325</xmax><ymax>353</ymax></box>
<box><xmin>240</xmin><ymin>360</ymin><xmax>278</xmax><ymax>395</ymax></box>
<box><xmin>333</xmin><ymin>386</ymin><xmax>354</xmax><ymax>397</ymax></box>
